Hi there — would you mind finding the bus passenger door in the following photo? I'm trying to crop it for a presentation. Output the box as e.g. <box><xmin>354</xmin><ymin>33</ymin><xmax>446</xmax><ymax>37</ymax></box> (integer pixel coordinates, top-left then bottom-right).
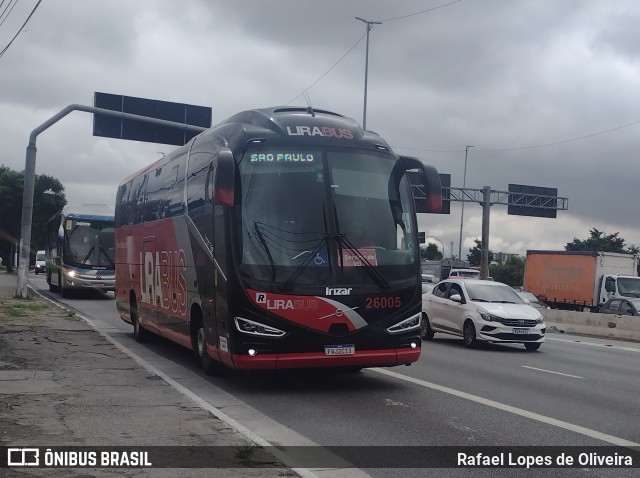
<box><xmin>140</xmin><ymin>238</ymin><xmax>159</xmax><ymax>334</ymax></box>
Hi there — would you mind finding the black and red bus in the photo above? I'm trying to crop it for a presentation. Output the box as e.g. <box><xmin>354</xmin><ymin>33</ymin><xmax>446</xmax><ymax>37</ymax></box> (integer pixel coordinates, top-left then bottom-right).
<box><xmin>114</xmin><ymin>106</ymin><xmax>441</xmax><ymax>373</ymax></box>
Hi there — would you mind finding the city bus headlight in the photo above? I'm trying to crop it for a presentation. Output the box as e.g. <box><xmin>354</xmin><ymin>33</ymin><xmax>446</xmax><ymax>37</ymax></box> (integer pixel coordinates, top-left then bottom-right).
<box><xmin>387</xmin><ymin>312</ymin><xmax>421</xmax><ymax>334</ymax></box>
<box><xmin>64</xmin><ymin>269</ymin><xmax>76</xmax><ymax>278</ymax></box>
<box><xmin>234</xmin><ymin>317</ymin><xmax>286</xmax><ymax>337</ymax></box>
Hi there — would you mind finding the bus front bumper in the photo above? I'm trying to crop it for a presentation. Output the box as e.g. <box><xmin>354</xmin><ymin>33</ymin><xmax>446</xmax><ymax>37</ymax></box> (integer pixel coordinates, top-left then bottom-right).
<box><xmin>230</xmin><ymin>347</ymin><xmax>421</xmax><ymax>370</ymax></box>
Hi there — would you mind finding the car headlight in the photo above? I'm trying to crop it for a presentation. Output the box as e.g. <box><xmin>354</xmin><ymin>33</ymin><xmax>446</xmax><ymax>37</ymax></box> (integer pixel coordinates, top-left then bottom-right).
<box><xmin>535</xmin><ymin>316</ymin><xmax>544</xmax><ymax>324</ymax></box>
<box><xmin>387</xmin><ymin>312</ymin><xmax>421</xmax><ymax>334</ymax></box>
<box><xmin>478</xmin><ymin>310</ymin><xmax>500</xmax><ymax>322</ymax></box>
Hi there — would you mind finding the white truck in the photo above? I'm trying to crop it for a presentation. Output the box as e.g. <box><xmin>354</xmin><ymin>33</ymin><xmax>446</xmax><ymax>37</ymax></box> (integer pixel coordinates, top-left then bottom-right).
<box><xmin>523</xmin><ymin>250</ymin><xmax>640</xmax><ymax>311</ymax></box>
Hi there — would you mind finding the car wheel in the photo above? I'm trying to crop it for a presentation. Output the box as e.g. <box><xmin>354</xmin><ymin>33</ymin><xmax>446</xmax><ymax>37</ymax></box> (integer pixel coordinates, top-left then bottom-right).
<box><xmin>463</xmin><ymin>321</ymin><xmax>477</xmax><ymax>348</ymax></box>
<box><xmin>420</xmin><ymin>313</ymin><xmax>435</xmax><ymax>340</ymax></box>
<box><xmin>524</xmin><ymin>342</ymin><xmax>541</xmax><ymax>352</ymax></box>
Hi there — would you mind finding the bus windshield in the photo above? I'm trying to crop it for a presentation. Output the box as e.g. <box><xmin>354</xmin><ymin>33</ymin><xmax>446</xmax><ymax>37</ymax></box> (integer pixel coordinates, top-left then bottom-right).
<box><xmin>237</xmin><ymin>148</ymin><xmax>418</xmax><ymax>289</ymax></box>
<box><xmin>64</xmin><ymin>219</ymin><xmax>115</xmax><ymax>269</ymax></box>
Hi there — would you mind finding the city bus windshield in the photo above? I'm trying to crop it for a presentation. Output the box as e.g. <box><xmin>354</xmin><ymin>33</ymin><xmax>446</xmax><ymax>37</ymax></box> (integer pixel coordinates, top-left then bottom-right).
<box><xmin>63</xmin><ymin>219</ymin><xmax>115</xmax><ymax>269</ymax></box>
<box><xmin>236</xmin><ymin>147</ymin><xmax>418</xmax><ymax>290</ymax></box>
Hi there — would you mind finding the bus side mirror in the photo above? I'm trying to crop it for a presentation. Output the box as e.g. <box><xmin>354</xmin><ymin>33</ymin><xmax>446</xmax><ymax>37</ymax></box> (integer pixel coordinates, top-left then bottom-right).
<box><xmin>399</xmin><ymin>156</ymin><xmax>442</xmax><ymax>213</ymax></box>
<box><xmin>213</xmin><ymin>150</ymin><xmax>236</xmax><ymax>206</ymax></box>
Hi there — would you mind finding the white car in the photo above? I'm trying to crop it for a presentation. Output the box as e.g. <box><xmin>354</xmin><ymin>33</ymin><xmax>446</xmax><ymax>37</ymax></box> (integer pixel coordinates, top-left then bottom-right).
<box><xmin>34</xmin><ymin>250</ymin><xmax>46</xmax><ymax>275</ymax></box>
<box><xmin>421</xmin><ymin>279</ymin><xmax>545</xmax><ymax>351</ymax></box>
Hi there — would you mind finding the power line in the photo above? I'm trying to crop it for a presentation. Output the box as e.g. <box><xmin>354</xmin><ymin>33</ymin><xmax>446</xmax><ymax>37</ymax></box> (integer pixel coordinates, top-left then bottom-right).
<box><xmin>0</xmin><ymin>0</ymin><xmax>20</xmax><ymax>28</ymax></box>
<box><xmin>0</xmin><ymin>0</ymin><xmax>43</xmax><ymax>60</ymax></box>
<box><xmin>393</xmin><ymin>118</ymin><xmax>640</xmax><ymax>154</ymax></box>
<box><xmin>284</xmin><ymin>0</ymin><xmax>463</xmax><ymax>105</ymax></box>
<box><xmin>379</xmin><ymin>0</ymin><xmax>465</xmax><ymax>22</ymax></box>
<box><xmin>285</xmin><ymin>31</ymin><xmax>367</xmax><ymax>105</ymax></box>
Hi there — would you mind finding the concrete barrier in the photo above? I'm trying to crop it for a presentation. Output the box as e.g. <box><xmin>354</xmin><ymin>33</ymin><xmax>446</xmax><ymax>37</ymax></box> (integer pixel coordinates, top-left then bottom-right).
<box><xmin>542</xmin><ymin>309</ymin><xmax>640</xmax><ymax>342</ymax></box>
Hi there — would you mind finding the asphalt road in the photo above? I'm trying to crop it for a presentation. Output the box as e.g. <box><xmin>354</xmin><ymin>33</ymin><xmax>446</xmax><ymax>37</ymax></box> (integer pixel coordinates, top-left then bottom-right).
<box><xmin>29</xmin><ymin>273</ymin><xmax>640</xmax><ymax>478</ymax></box>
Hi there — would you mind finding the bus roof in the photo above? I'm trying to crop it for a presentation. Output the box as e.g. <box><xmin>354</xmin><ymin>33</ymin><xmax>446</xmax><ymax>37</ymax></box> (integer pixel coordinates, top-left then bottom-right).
<box><xmin>56</xmin><ymin>204</ymin><xmax>114</xmax><ymax>221</ymax></box>
<box><xmin>118</xmin><ymin>106</ymin><xmax>395</xmax><ymax>187</ymax></box>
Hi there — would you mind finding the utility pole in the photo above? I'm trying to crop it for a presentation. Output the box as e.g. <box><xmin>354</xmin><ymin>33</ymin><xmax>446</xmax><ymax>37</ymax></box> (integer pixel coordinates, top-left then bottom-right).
<box><xmin>458</xmin><ymin>145</ymin><xmax>474</xmax><ymax>260</ymax></box>
<box><xmin>355</xmin><ymin>17</ymin><xmax>381</xmax><ymax>130</ymax></box>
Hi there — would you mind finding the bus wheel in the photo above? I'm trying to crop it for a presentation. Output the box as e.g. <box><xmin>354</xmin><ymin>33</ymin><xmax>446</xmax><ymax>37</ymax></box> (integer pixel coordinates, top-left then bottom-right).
<box><xmin>192</xmin><ymin>317</ymin><xmax>218</xmax><ymax>376</ymax></box>
<box><xmin>48</xmin><ymin>271</ymin><xmax>57</xmax><ymax>292</ymax></box>
<box><xmin>131</xmin><ymin>296</ymin><xmax>149</xmax><ymax>343</ymax></box>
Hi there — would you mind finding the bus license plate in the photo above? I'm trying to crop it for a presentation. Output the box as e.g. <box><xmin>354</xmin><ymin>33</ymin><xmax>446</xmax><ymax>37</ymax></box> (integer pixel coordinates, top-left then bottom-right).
<box><xmin>513</xmin><ymin>328</ymin><xmax>530</xmax><ymax>335</ymax></box>
<box><xmin>325</xmin><ymin>345</ymin><xmax>355</xmax><ymax>356</ymax></box>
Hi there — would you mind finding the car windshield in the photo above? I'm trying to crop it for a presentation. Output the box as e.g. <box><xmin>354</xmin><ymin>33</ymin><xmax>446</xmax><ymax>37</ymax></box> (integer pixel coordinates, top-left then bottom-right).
<box><xmin>517</xmin><ymin>290</ymin><xmax>539</xmax><ymax>303</ymax></box>
<box><xmin>465</xmin><ymin>283</ymin><xmax>525</xmax><ymax>304</ymax></box>
<box><xmin>36</xmin><ymin>253</ymin><xmax>45</xmax><ymax>261</ymax></box>
<box><xmin>617</xmin><ymin>277</ymin><xmax>640</xmax><ymax>296</ymax></box>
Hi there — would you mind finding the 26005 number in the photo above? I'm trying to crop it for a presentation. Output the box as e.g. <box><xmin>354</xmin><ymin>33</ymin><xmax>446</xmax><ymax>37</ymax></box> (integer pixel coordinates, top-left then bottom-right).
<box><xmin>365</xmin><ymin>297</ymin><xmax>401</xmax><ymax>309</ymax></box>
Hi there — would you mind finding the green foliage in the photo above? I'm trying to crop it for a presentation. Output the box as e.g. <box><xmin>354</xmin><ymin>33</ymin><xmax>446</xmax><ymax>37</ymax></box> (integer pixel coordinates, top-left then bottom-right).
<box><xmin>467</xmin><ymin>239</ymin><xmax>493</xmax><ymax>267</ymax></box>
<box><xmin>0</xmin><ymin>165</ymin><xmax>66</xmax><ymax>271</ymax></box>
<box><xmin>420</xmin><ymin>243</ymin><xmax>443</xmax><ymax>260</ymax></box>
<box><xmin>565</xmin><ymin>228</ymin><xmax>637</xmax><ymax>254</ymax></box>
<box><xmin>489</xmin><ymin>256</ymin><xmax>525</xmax><ymax>286</ymax></box>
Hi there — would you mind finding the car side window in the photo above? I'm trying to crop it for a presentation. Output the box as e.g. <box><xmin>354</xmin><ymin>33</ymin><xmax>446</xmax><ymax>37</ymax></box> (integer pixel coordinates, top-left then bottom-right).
<box><xmin>434</xmin><ymin>283</ymin><xmax>448</xmax><ymax>298</ymax></box>
<box><xmin>608</xmin><ymin>300</ymin><xmax>621</xmax><ymax>311</ymax></box>
<box><xmin>448</xmin><ymin>284</ymin><xmax>463</xmax><ymax>300</ymax></box>
<box><xmin>620</xmin><ymin>301</ymin><xmax>632</xmax><ymax>315</ymax></box>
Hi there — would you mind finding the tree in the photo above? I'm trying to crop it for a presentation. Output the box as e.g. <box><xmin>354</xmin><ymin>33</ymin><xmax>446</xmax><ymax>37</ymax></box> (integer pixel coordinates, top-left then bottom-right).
<box><xmin>489</xmin><ymin>256</ymin><xmax>525</xmax><ymax>286</ymax></box>
<box><xmin>466</xmin><ymin>239</ymin><xmax>493</xmax><ymax>267</ymax></box>
<box><xmin>0</xmin><ymin>166</ymin><xmax>66</xmax><ymax>272</ymax></box>
<box><xmin>565</xmin><ymin>228</ymin><xmax>639</xmax><ymax>254</ymax></box>
<box><xmin>421</xmin><ymin>243</ymin><xmax>443</xmax><ymax>260</ymax></box>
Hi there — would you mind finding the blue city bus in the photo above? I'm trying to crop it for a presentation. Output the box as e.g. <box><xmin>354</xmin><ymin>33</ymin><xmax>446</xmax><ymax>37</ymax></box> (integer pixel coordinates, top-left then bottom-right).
<box><xmin>46</xmin><ymin>204</ymin><xmax>116</xmax><ymax>297</ymax></box>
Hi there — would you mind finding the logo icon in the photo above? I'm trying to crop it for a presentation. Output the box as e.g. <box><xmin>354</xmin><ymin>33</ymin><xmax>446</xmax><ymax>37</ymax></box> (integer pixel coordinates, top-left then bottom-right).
<box><xmin>7</xmin><ymin>448</ymin><xmax>39</xmax><ymax>466</ymax></box>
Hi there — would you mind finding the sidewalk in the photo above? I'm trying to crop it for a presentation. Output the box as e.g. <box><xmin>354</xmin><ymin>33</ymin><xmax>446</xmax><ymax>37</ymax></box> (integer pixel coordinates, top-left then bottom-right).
<box><xmin>0</xmin><ymin>271</ymin><xmax>297</xmax><ymax>477</ymax></box>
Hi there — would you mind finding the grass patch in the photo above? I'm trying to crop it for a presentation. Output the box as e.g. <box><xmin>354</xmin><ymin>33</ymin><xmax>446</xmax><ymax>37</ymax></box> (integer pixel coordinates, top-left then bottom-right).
<box><xmin>234</xmin><ymin>440</ymin><xmax>259</xmax><ymax>466</ymax></box>
<box><xmin>4</xmin><ymin>302</ymin><xmax>49</xmax><ymax>317</ymax></box>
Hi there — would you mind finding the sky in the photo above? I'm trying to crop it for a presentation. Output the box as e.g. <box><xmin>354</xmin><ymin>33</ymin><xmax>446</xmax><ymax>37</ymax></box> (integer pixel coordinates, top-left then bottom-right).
<box><xmin>1</xmin><ymin>0</ymin><xmax>639</xmax><ymax>259</ymax></box>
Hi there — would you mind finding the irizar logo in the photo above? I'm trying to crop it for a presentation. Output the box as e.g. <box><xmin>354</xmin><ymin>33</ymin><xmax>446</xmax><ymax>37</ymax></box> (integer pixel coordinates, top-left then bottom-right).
<box><xmin>326</xmin><ymin>287</ymin><xmax>352</xmax><ymax>296</ymax></box>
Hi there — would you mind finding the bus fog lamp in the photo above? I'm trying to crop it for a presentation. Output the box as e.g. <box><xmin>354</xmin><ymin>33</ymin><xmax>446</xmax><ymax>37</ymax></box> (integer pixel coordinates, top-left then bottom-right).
<box><xmin>410</xmin><ymin>342</ymin><xmax>417</xmax><ymax>349</ymax></box>
<box><xmin>248</xmin><ymin>348</ymin><xmax>257</xmax><ymax>356</ymax></box>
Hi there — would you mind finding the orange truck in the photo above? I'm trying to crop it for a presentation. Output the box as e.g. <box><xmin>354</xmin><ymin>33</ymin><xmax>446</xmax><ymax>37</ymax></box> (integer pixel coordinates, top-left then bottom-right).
<box><xmin>523</xmin><ymin>250</ymin><xmax>640</xmax><ymax>311</ymax></box>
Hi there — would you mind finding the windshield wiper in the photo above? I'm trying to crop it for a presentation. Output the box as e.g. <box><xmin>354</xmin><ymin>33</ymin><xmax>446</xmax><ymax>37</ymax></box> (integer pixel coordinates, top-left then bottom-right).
<box><xmin>336</xmin><ymin>233</ymin><xmax>390</xmax><ymax>290</ymax></box>
<box><xmin>282</xmin><ymin>202</ymin><xmax>330</xmax><ymax>291</ymax></box>
<box><xmin>253</xmin><ymin>221</ymin><xmax>276</xmax><ymax>282</ymax></box>
<box><xmin>332</xmin><ymin>204</ymin><xmax>389</xmax><ymax>290</ymax></box>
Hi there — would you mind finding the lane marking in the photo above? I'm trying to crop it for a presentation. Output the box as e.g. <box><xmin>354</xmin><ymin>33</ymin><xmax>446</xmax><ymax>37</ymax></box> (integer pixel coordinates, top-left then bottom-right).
<box><xmin>546</xmin><ymin>336</ymin><xmax>640</xmax><ymax>353</ymax></box>
<box><xmin>372</xmin><ymin>368</ymin><xmax>639</xmax><ymax>448</ymax></box>
<box><xmin>521</xmin><ymin>366</ymin><xmax>583</xmax><ymax>379</ymax></box>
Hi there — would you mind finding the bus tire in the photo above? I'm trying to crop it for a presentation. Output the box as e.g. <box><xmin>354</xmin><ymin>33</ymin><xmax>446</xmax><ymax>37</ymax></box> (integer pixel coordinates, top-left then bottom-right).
<box><xmin>48</xmin><ymin>271</ymin><xmax>57</xmax><ymax>292</ymax></box>
<box><xmin>191</xmin><ymin>312</ymin><xmax>218</xmax><ymax>376</ymax></box>
<box><xmin>131</xmin><ymin>295</ymin><xmax>149</xmax><ymax>343</ymax></box>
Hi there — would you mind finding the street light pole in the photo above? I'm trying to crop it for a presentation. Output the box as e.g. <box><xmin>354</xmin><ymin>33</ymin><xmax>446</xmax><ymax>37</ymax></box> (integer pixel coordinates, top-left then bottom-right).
<box><xmin>356</xmin><ymin>17</ymin><xmax>381</xmax><ymax>130</ymax></box>
<box><xmin>458</xmin><ymin>145</ymin><xmax>474</xmax><ymax>260</ymax></box>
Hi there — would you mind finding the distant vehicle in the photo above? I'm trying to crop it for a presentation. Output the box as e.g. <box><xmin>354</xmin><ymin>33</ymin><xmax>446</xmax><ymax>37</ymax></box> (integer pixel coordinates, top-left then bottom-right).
<box><xmin>421</xmin><ymin>279</ymin><xmax>545</xmax><ymax>351</ymax></box>
<box><xmin>524</xmin><ymin>250</ymin><xmax>640</xmax><ymax>311</ymax></box>
<box><xmin>34</xmin><ymin>250</ymin><xmax>46</xmax><ymax>275</ymax></box>
<box><xmin>448</xmin><ymin>268</ymin><xmax>481</xmax><ymax>279</ymax></box>
<box><xmin>597</xmin><ymin>298</ymin><xmax>640</xmax><ymax>317</ymax></box>
<box><xmin>514</xmin><ymin>290</ymin><xmax>550</xmax><ymax>310</ymax></box>
<box><xmin>46</xmin><ymin>204</ymin><xmax>115</xmax><ymax>297</ymax></box>
<box><xmin>422</xmin><ymin>273</ymin><xmax>437</xmax><ymax>284</ymax></box>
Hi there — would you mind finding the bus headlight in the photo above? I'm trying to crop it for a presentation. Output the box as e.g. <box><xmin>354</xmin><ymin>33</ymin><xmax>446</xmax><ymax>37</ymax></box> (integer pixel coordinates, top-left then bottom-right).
<box><xmin>65</xmin><ymin>269</ymin><xmax>76</xmax><ymax>278</ymax></box>
<box><xmin>234</xmin><ymin>317</ymin><xmax>286</xmax><ymax>337</ymax></box>
<box><xmin>387</xmin><ymin>312</ymin><xmax>421</xmax><ymax>334</ymax></box>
